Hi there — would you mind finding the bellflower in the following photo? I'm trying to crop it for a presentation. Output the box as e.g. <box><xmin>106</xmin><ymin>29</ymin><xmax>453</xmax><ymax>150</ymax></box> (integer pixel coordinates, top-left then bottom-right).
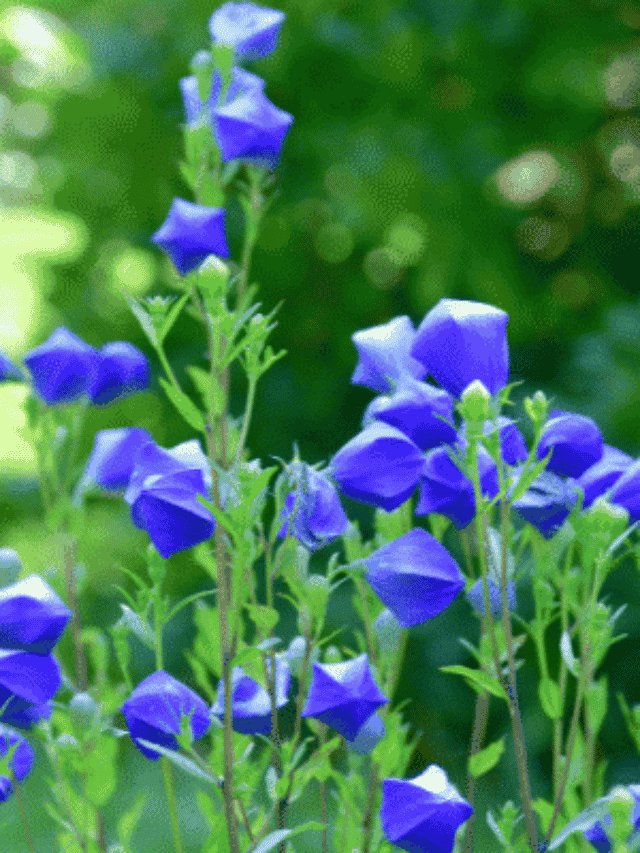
<box><xmin>152</xmin><ymin>198</ymin><xmax>230</xmax><ymax>276</ymax></box>
<box><xmin>0</xmin><ymin>575</ymin><xmax>72</xmax><ymax>656</ymax></box>
<box><xmin>181</xmin><ymin>66</ymin><xmax>265</xmax><ymax>125</ymax></box>
<box><xmin>414</xmin><ymin>443</ymin><xmax>499</xmax><ymax>529</ymax></box>
<box><xmin>301</xmin><ymin>652</ymin><xmax>388</xmax><ymax>741</ymax></box>
<box><xmin>380</xmin><ymin>764</ymin><xmax>473</xmax><ymax>853</ymax></box>
<box><xmin>124</xmin><ymin>440</ymin><xmax>215</xmax><ymax>559</ymax></box>
<box><xmin>364</xmin><ymin>528</ymin><xmax>466</xmax><ymax>627</ymax></box>
<box><xmin>582</xmin><ymin>785</ymin><xmax>640</xmax><ymax>852</ymax></box>
<box><xmin>209</xmin><ymin>2</ymin><xmax>285</xmax><ymax>61</ymax></box>
<box><xmin>609</xmin><ymin>459</ymin><xmax>640</xmax><ymax>523</ymax></box>
<box><xmin>88</xmin><ymin>341</ymin><xmax>150</xmax><ymax>406</ymax></box>
<box><xmin>277</xmin><ymin>461</ymin><xmax>349</xmax><ymax>550</ymax></box>
<box><xmin>330</xmin><ymin>422</ymin><xmax>427</xmax><ymax>512</ymax></box>
<box><xmin>211</xmin><ymin>654</ymin><xmax>291</xmax><ymax>735</ymax></box>
<box><xmin>363</xmin><ymin>377</ymin><xmax>457</xmax><ymax>452</ymax></box>
<box><xmin>511</xmin><ymin>467</ymin><xmax>578</xmax><ymax>538</ymax></box>
<box><xmin>0</xmin><ymin>724</ymin><xmax>35</xmax><ymax>802</ymax></box>
<box><xmin>351</xmin><ymin>316</ymin><xmax>428</xmax><ymax>394</ymax></box>
<box><xmin>23</xmin><ymin>327</ymin><xmax>100</xmax><ymax>405</ymax></box>
<box><xmin>577</xmin><ymin>444</ymin><xmax>634</xmax><ymax>510</ymax></box>
<box><xmin>0</xmin><ymin>651</ymin><xmax>61</xmax><ymax>725</ymax></box>
<box><xmin>0</xmin><ymin>350</ymin><xmax>22</xmax><ymax>382</ymax></box>
<box><xmin>212</xmin><ymin>87</ymin><xmax>294</xmax><ymax>170</ymax></box>
<box><xmin>79</xmin><ymin>427</ymin><xmax>154</xmax><ymax>495</ymax></box>
<box><xmin>410</xmin><ymin>299</ymin><xmax>509</xmax><ymax>399</ymax></box>
<box><xmin>537</xmin><ymin>410</ymin><xmax>603</xmax><ymax>478</ymax></box>
<box><xmin>121</xmin><ymin>670</ymin><xmax>210</xmax><ymax>761</ymax></box>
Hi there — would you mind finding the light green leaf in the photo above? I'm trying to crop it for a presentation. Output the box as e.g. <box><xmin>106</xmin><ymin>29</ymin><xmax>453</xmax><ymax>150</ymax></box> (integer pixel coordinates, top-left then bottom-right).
<box><xmin>439</xmin><ymin>665</ymin><xmax>507</xmax><ymax>702</ymax></box>
<box><xmin>548</xmin><ymin>795</ymin><xmax>615</xmax><ymax>849</ymax></box>
<box><xmin>250</xmin><ymin>822</ymin><xmax>326</xmax><ymax>853</ymax></box>
<box><xmin>136</xmin><ymin>740</ymin><xmax>218</xmax><ymax>785</ymax></box>
<box><xmin>586</xmin><ymin>676</ymin><xmax>608</xmax><ymax>736</ymax></box>
<box><xmin>245</xmin><ymin>603</ymin><xmax>279</xmax><ymax>635</ymax></box>
<box><xmin>158</xmin><ymin>378</ymin><xmax>205</xmax><ymax>433</ymax></box>
<box><xmin>117</xmin><ymin>793</ymin><xmax>146</xmax><ymax>847</ymax></box>
<box><xmin>158</xmin><ymin>290</ymin><xmax>191</xmax><ymax>343</ymax></box>
<box><xmin>468</xmin><ymin>737</ymin><xmax>505</xmax><ymax>777</ymax></box>
<box><xmin>122</xmin><ymin>290</ymin><xmax>158</xmax><ymax>347</ymax></box>
<box><xmin>539</xmin><ymin>676</ymin><xmax>563</xmax><ymax>719</ymax></box>
<box><xmin>84</xmin><ymin>734</ymin><xmax>117</xmax><ymax>806</ymax></box>
<box><xmin>509</xmin><ymin>451</ymin><xmax>553</xmax><ymax>504</ymax></box>
<box><xmin>118</xmin><ymin>605</ymin><xmax>155</xmax><ymax>651</ymax></box>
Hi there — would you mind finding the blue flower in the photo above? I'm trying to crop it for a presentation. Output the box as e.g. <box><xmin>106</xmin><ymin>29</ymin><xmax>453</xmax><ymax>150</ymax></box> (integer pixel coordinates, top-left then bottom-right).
<box><xmin>537</xmin><ymin>410</ymin><xmax>603</xmax><ymax>479</ymax></box>
<box><xmin>411</xmin><ymin>299</ymin><xmax>509</xmax><ymax>399</ymax></box>
<box><xmin>89</xmin><ymin>341</ymin><xmax>150</xmax><ymax>406</ymax></box>
<box><xmin>364</xmin><ymin>528</ymin><xmax>465</xmax><ymax>627</ymax></box>
<box><xmin>180</xmin><ymin>66</ymin><xmax>265</xmax><ymax>124</ymax></box>
<box><xmin>0</xmin><ymin>575</ymin><xmax>72</xmax><ymax>656</ymax></box>
<box><xmin>211</xmin><ymin>654</ymin><xmax>291</xmax><ymax>735</ymax></box>
<box><xmin>23</xmin><ymin>327</ymin><xmax>100</xmax><ymax>405</ymax></box>
<box><xmin>152</xmin><ymin>198</ymin><xmax>230</xmax><ymax>276</ymax></box>
<box><xmin>121</xmin><ymin>670</ymin><xmax>210</xmax><ymax>761</ymax></box>
<box><xmin>209</xmin><ymin>2</ymin><xmax>285</xmax><ymax>61</ymax></box>
<box><xmin>380</xmin><ymin>764</ymin><xmax>473</xmax><ymax>853</ymax></box>
<box><xmin>511</xmin><ymin>467</ymin><xmax>578</xmax><ymax>539</ymax></box>
<box><xmin>277</xmin><ymin>462</ymin><xmax>348</xmax><ymax>550</ymax></box>
<box><xmin>0</xmin><ymin>724</ymin><xmax>34</xmax><ymax>802</ymax></box>
<box><xmin>351</xmin><ymin>316</ymin><xmax>427</xmax><ymax>394</ymax></box>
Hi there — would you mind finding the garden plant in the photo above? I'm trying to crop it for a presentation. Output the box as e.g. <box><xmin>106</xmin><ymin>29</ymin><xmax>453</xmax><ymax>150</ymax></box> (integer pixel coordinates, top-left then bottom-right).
<box><xmin>3</xmin><ymin>3</ymin><xmax>640</xmax><ymax>853</ymax></box>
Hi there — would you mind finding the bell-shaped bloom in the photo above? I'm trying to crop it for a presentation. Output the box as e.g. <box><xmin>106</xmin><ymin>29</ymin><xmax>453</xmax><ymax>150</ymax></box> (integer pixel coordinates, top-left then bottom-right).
<box><xmin>301</xmin><ymin>652</ymin><xmax>388</xmax><ymax>741</ymax></box>
<box><xmin>124</xmin><ymin>440</ymin><xmax>215</xmax><ymax>559</ymax></box>
<box><xmin>88</xmin><ymin>342</ymin><xmax>150</xmax><ymax>406</ymax></box>
<box><xmin>0</xmin><ymin>651</ymin><xmax>61</xmax><ymax>725</ymax></box>
<box><xmin>364</xmin><ymin>528</ymin><xmax>465</xmax><ymax>627</ymax></box>
<box><xmin>351</xmin><ymin>316</ymin><xmax>428</xmax><ymax>394</ymax></box>
<box><xmin>363</xmin><ymin>378</ymin><xmax>457</xmax><ymax>452</ymax></box>
<box><xmin>23</xmin><ymin>327</ymin><xmax>100</xmax><ymax>405</ymax></box>
<box><xmin>0</xmin><ymin>698</ymin><xmax>52</xmax><ymax>730</ymax></box>
<box><xmin>79</xmin><ymin>427</ymin><xmax>154</xmax><ymax>495</ymax></box>
<box><xmin>0</xmin><ymin>724</ymin><xmax>35</xmax><ymax>802</ymax></box>
<box><xmin>330</xmin><ymin>422</ymin><xmax>427</xmax><ymax>512</ymax></box>
<box><xmin>467</xmin><ymin>576</ymin><xmax>516</xmax><ymax>619</ymax></box>
<box><xmin>0</xmin><ymin>351</ymin><xmax>23</xmax><ymax>382</ymax></box>
<box><xmin>209</xmin><ymin>2</ymin><xmax>285</xmax><ymax>61</ymax></box>
<box><xmin>211</xmin><ymin>654</ymin><xmax>291</xmax><ymax>735</ymax></box>
<box><xmin>511</xmin><ymin>467</ymin><xmax>578</xmax><ymax>539</ymax></box>
<box><xmin>380</xmin><ymin>764</ymin><xmax>473</xmax><ymax>853</ymax></box>
<box><xmin>577</xmin><ymin>444</ymin><xmax>633</xmax><ymax>510</ymax></box>
<box><xmin>152</xmin><ymin>198</ymin><xmax>230</xmax><ymax>276</ymax></box>
<box><xmin>410</xmin><ymin>299</ymin><xmax>509</xmax><ymax>399</ymax></box>
<box><xmin>0</xmin><ymin>575</ymin><xmax>72</xmax><ymax>656</ymax></box>
<box><xmin>213</xmin><ymin>87</ymin><xmax>293</xmax><ymax>170</ymax></box>
<box><xmin>537</xmin><ymin>411</ymin><xmax>603</xmax><ymax>479</ymax></box>
<box><xmin>277</xmin><ymin>462</ymin><xmax>348</xmax><ymax>550</ymax></box>
<box><xmin>582</xmin><ymin>785</ymin><xmax>640</xmax><ymax>852</ymax></box>
<box><xmin>180</xmin><ymin>66</ymin><xmax>265</xmax><ymax>124</ymax></box>
<box><xmin>344</xmin><ymin>711</ymin><xmax>385</xmax><ymax>754</ymax></box>
<box><xmin>414</xmin><ymin>444</ymin><xmax>499</xmax><ymax>529</ymax></box>
<box><xmin>609</xmin><ymin>459</ymin><xmax>640</xmax><ymax>523</ymax></box>
<box><xmin>121</xmin><ymin>670</ymin><xmax>210</xmax><ymax>761</ymax></box>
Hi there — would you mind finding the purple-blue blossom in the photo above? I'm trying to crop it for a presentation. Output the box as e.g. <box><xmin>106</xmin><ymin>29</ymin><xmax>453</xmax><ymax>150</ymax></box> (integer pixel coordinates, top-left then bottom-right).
<box><xmin>351</xmin><ymin>315</ymin><xmax>427</xmax><ymax>394</ymax></box>
<box><xmin>152</xmin><ymin>198</ymin><xmax>230</xmax><ymax>276</ymax></box>
<box><xmin>209</xmin><ymin>2</ymin><xmax>285</xmax><ymax>61</ymax></box>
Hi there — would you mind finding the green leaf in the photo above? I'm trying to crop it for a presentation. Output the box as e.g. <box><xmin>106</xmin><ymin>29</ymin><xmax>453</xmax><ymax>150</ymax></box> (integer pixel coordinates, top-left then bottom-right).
<box><xmin>509</xmin><ymin>451</ymin><xmax>553</xmax><ymax>504</ymax></box>
<box><xmin>468</xmin><ymin>737</ymin><xmax>505</xmax><ymax>777</ymax></box>
<box><xmin>166</xmin><ymin>589</ymin><xmax>217</xmax><ymax>623</ymax></box>
<box><xmin>586</xmin><ymin>676</ymin><xmax>608</xmax><ymax>736</ymax></box>
<box><xmin>136</xmin><ymin>740</ymin><xmax>219</xmax><ymax>785</ymax></box>
<box><xmin>158</xmin><ymin>290</ymin><xmax>191</xmax><ymax>343</ymax></box>
<box><xmin>192</xmin><ymin>600</ymin><xmax>221</xmax><ymax>679</ymax></box>
<box><xmin>158</xmin><ymin>378</ymin><xmax>205</xmax><ymax>432</ymax></box>
<box><xmin>117</xmin><ymin>792</ymin><xmax>146</xmax><ymax>848</ymax></box>
<box><xmin>245</xmin><ymin>603</ymin><xmax>279</xmax><ymax>635</ymax></box>
<box><xmin>84</xmin><ymin>734</ymin><xmax>117</xmax><ymax>806</ymax></box>
<box><xmin>123</xmin><ymin>290</ymin><xmax>158</xmax><ymax>347</ymax></box>
<box><xmin>548</xmin><ymin>796</ymin><xmax>615</xmax><ymax>849</ymax></box>
<box><xmin>560</xmin><ymin>630</ymin><xmax>580</xmax><ymax>678</ymax></box>
<box><xmin>439</xmin><ymin>665</ymin><xmax>508</xmax><ymax>702</ymax></box>
<box><xmin>118</xmin><ymin>605</ymin><xmax>155</xmax><ymax>651</ymax></box>
<box><xmin>187</xmin><ymin>364</ymin><xmax>225</xmax><ymax>417</ymax></box>
<box><xmin>539</xmin><ymin>676</ymin><xmax>563</xmax><ymax>719</ymax></box>
<box><xmin>250</xmin><ymin>822</ymin><xmax>326</xmax><ymax>853</ymax></box>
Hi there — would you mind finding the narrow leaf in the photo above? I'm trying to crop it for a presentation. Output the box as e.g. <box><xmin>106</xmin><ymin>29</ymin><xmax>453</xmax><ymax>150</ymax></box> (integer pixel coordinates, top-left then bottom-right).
<box><xmin>136</xmin><ymin>739</ymin><xmax>219</xmax><ymax>785</ymax></box>
<box><xmin>439</xmin><ymin>665</ymin><xmax>508</xmax><ymax>702</ymax></box>
<box><xmin>122</xmin><ymin>290</ymin><xmax>158</xmax><ymax>347</ymax></box>
<box><xmin>560</xmin><ymin>630</ymin><xmax>580</xmax><ymax>678</ymax></box>
<box><xmin>468</xmin><ymin>737</ymin><xmax>505</xmax><ymax>777</ymax></box>
<box><xmin>539</xmin><ymin>677</ymin><xmax>563</xmax><ymax>719</ymax></box>
<box><xmin>159</xmin><ymin>290</ymin><xmax>190</xmax><ymax>343</ymax></box>
<box><xmin>251</xmin><ymin>823</ymin><xmax>326</xmax><ymax>853</ymax></box>
<box><xmin>158</xmin><ymin>378</ymin><xmax>206</xmax><ymax>432</ymax></box>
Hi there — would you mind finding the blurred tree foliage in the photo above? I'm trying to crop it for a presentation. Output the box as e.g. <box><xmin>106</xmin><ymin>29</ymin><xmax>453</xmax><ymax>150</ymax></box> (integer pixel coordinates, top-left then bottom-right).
<box><xmin>3</xmin><ymin>0</ymin><xmax>640</xmax><ymax>850</ymax></box>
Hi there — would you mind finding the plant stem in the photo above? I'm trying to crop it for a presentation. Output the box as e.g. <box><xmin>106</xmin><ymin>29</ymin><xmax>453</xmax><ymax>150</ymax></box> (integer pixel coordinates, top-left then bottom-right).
<box><xmin>462</xmin><ymin>687</ymin><xmax>491</xmax><ymax>853</ymax></box>
<box><xmin>11</xmin><ymin>773</ymin><xmax>35</xmax><ymax>853</ymax></box>
<box><xmin>236</xmin><ymin>168</ymin><xmax>263</xmax><ymax>307</ymax></box>
<box><xmin>161</xmin><ymin>756</ymin><xmax>184</xmax><ymax>853</ymax></box>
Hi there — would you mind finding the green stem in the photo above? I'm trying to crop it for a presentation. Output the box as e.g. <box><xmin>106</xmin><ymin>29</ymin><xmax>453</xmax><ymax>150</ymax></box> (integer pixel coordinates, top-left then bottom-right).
<box><xmin>462</xmin><ymin>686</ymin><xmax>491</xmax><ymax>853</ymax></box>
<box><xmin>11</xmin><ymin>773</ymin><xmax>35</xmax><ymax>853</ymax></box>
<box><xmin>155</xmin><ymin>342</ymin><xmax>182</xmax><ymax>393</ymax></box>
<box><xmin>161</xmin><ymin>756</ymin><xmax>184</xmax><ymax>853</ymax></box>
<box><xmin>233</xmin><ymin>372</ymin><xmax>257</xmax><ymax>467</ymax></box>
<box><xmin>236</xmin><ymin>167</ymin><xmax>263</xmax><ymax>307</ymax></box>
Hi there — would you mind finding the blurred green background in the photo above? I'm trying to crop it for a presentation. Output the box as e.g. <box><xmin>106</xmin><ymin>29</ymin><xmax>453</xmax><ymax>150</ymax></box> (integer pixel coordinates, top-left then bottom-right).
<box><xmin>3</xmin><ymin>0</ymin><xmax>640</xmax><ymax>849</ymax></box>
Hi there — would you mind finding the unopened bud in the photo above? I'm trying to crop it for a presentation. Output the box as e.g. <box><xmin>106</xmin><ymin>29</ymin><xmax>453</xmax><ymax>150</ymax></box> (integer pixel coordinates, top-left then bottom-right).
<box><xmin>324</xmin><ymin>645</ymin><xmax>341</xmax><ymax>664</ymax></box>
<box><xmin>69</xmin><ymin>692</ymin><xmax>99</xmax><ymax>734</ymax></box>
<box><xmin>0</xmin><ymin>549</ymin><xmax>22</xmax><ymax>586</ymax></box>
<box><xmin>524</xmin><ymin>390</ymin><xmax>549</xmax><ymax>430</ymax></box>
<box><xmin>459</xmin><ymin>380</ymin><xmax>491</xmax><ymax>424</ymax></box>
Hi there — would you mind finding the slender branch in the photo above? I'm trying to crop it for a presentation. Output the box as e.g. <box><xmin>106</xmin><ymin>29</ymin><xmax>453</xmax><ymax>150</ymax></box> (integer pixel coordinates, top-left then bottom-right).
<box><xmin>161</xmin><ymin>757</ymin><xmax>184</xmax><ymax>853</ymax></box>
<box><xmin>462</xmin><ymin>688</ymin><xmax>491</xmax><ymax>853</ymax></box>
<box><xmin>11</xmin><ymin>773</ymin><xmax>35</xmax><ymax>853</ymax></box>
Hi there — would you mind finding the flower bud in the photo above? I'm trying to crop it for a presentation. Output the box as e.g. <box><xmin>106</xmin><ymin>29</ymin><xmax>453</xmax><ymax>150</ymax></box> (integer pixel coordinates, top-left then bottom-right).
<box><xmin>459</xmin><ymin>379</ymin><xmax>491</xmax><ymax>424</ymax></box>
<box><xmin>324</xmin><ymin>645</ymin><xmax>341</xmax><ymax>664</ymax></box>
<box><xmin>198</xmin><ymin>255</ymin><xmax>230</xmax><ymax>302</ymax></box>
<box><xmin>69</xmin><ymin>692</ymin><xmax>99</xmax><ymax>734</ymax></box>
<box><xmin>56</xmin><ymin>733</ymin><xmax>79</xmax><ymax>752</ymax></box>
<box><xmin>524</xmin><ymin>390</ymin><xmax>549</xmax><ymax>430</ymax></box>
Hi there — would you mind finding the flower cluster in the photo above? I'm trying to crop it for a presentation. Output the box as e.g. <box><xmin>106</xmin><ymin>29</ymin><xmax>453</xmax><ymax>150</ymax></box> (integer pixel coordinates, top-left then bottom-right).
<box><xmin>0</xmin><ymin>327</ymin><xmax>149</xmax><ymax>407</ymax></box>
<box><xmin>0</xmin><ymin>562</ymin><xmax>71</xmax><ymax>800</ymax></box>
